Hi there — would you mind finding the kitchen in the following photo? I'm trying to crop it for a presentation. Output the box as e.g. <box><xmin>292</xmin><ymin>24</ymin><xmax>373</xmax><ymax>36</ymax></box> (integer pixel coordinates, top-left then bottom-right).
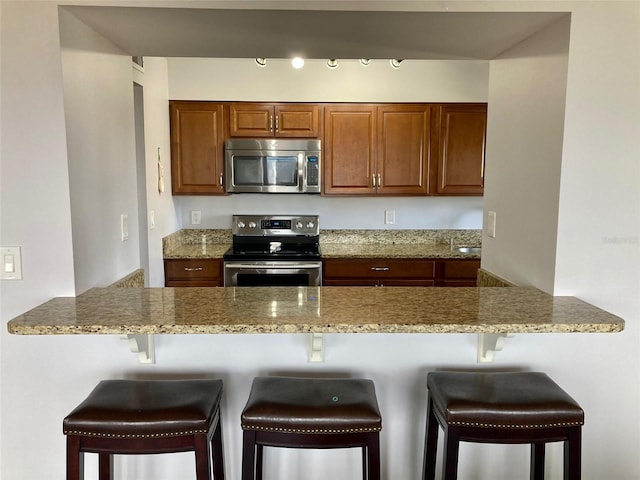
<box><xmin>1</xmin><ymin>2</ymin><xmax>639</xmax><ymax>480</ymax></box>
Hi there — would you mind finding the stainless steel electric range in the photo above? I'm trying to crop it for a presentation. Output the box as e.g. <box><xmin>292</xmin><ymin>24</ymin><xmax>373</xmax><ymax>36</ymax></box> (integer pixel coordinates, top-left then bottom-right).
<box><xmin>223</xmin><ymin>214</ymin><xmax>321</xmax><ymax>286</ymax></box>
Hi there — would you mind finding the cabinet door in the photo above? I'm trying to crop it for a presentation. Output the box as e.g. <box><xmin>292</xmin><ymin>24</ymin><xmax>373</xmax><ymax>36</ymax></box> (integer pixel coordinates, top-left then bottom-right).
<box><xmin>164</xmin><ymin>259</ymin><xmax>222</xmax><ymax>287</ymax></box>
<box><xmin>170</xmin><ymin>101</ymin><xmax>225</xmax><ymax>195</ymax></box>
<box><xmin>275</xmin><ymin>104</ymin><xmax>320</xmax><ymax>137</ymax></box>
<box><xmin>441</xmin><ymin>259</ymin><xmax>481</xmax><ymax>286</ymax></box>
<box><xmin>229</xmin><ymin>103</ymin><xmax>320</xmax><ymax>137</ymax></box>
<box><xmin>323</xmin><ymin>258</ymin><xmax>435</xmax><ymax>286</ymax></box>
<box><xmin>229</xmin><ymin>103</ymin><xmax>273</xmax><ymax>137</ymax></box>
<box><xmin>377</xmin><ymin>104</ymin><xmax>431</xmax><ymax>195</ymax></box>
<box><xmin>433</xmin><ymin>104</ymin><xmax>487</xmax><ymax>195</ymax></box>
<box><xmin>323</xmin><ymin>105</ymin><xmax>377</xmax><ymax>195</ymax></box>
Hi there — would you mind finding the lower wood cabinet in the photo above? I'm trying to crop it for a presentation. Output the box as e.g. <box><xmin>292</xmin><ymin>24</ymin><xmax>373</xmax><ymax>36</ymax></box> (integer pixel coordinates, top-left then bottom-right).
<box><xmin>439</xmin><ymin>259</ymin><xmax>481</xmax><ymax>287</ymax></box>
<box><xmin>164</xmin><ymin>259</ymin><xmax>222</xmax><ymax>287</ymax></box>
<box><xmin>323</xmin><ymin>258</ymin><xmax>480</xmax><ymax>287</ymax></box>
<box><xmin>323</xmin><ymin>258</ymin><xmax>436</xmax><ymax>286</ymax></box>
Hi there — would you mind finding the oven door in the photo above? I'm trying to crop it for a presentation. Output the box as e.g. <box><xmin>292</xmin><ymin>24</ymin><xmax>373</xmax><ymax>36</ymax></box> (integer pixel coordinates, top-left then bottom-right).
<box><xmin>224</xmin><ymin>261</ymin><xmax>322</xmax><ymax>286</ymax></box>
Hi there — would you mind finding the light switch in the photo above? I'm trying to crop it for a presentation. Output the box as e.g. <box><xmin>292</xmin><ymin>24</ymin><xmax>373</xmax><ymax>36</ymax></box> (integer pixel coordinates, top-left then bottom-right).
<box><xmin>149</xmin><ymin>210</ymin><xmax>155</xmax><ymax>230</ymax></box>
<box><xmin>191</xmin><ymin>210</ymin><xmax>202</xmax><ymax>225</ymax></box>
<box><xmin>385</xmin><ymin>210</ymin><xmax>396</xmax><ymax>225</ymax></box>
<box><xmin>1</xmin><ymin>246</ymin><xmax>22</xmax><ymax>280</ymax></box>
<box><xmin>121</xmin><ymin>214</ymin><xmax>129</xmax><ymax>241</ymax></box>
<box><xmin>486</xmin><ymin>211</ymin><xmax>497</xmax><ymax>238</ymax></box>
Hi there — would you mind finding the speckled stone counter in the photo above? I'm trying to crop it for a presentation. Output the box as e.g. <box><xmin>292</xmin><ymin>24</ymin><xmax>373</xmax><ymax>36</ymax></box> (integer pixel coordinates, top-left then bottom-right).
<box><xmin>7</xmin><ymin>286</ymin><xmax>624</xmax><ymax>335</ymax></box>
<box><xmin>162</xmin><ymin>229</ymin><xmax>482</xmax><ymax>260</ymax></box>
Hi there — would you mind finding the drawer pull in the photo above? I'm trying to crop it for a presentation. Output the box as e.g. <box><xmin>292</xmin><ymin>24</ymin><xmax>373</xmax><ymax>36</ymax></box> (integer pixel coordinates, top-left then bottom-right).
<box><xmin>371</xmin><ymin>267</ymin><xmax>390</xmax><ymax>271</ymax></box>
<box><xmin>184</xmin><ymin>267</ymin><xmax>204</xmax><ymax>272</ymax></box>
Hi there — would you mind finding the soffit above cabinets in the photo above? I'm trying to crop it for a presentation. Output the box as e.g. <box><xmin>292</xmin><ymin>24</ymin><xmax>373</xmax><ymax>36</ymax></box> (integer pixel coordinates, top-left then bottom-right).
<box><xmin>60</xmin><ymin>6</ymin><xmax>567</xmax><ymax>61</ymax></box>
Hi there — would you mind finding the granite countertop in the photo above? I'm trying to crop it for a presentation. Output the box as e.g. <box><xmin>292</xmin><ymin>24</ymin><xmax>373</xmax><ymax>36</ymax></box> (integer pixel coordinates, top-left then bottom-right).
<box><xmin>7</xmin><ymin>286</ymin><xmax>624</xmax><ymax>335</ymax></box>
<box><xmin>162</xmin><ymin>229</ymin><xmax>483</xmax><ymax>260</ymax></box>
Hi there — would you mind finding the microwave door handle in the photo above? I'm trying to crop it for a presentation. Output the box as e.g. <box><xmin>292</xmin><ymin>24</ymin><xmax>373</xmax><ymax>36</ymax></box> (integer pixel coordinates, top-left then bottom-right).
<box><xmin>298</xmin><ymin>153</ymin><xmax>305</xmax><ymax>192</ymax></box>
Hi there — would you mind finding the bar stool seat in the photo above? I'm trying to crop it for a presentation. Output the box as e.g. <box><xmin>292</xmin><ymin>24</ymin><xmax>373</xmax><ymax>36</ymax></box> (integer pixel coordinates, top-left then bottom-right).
<box><xmin>423</xmin><ymin>371</ymin><xmax>584</xmax><ymax>480</ymax></box>
<box><xmin>63</xmin><ymin>379</ymin><xmax>225</xmax><ymax>480</ymax></box>
<box><xmin>241</xmin><ymin>376</ymin><xmax>382</xmax><ymax>480</ymax></box>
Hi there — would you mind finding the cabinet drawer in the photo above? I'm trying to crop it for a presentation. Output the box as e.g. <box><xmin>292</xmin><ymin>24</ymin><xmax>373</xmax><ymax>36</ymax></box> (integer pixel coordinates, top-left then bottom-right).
<box><xmin>323</xmin><ymin>259</ymin><xmax>435</xmax><ymax>279</ymax></box>
<box><xmin>442</xmin><ymin>260</ymin><xmax>480</xmax><ymax>279</ymax></box>
<box><xmin>164</xmin><ymin>259</ymin><xmax>221</xmax><ymax>286</ymax></box>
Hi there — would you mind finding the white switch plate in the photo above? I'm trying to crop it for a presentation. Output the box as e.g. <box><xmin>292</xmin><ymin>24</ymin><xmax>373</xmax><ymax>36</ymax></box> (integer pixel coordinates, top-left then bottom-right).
<box><xmin>149</xmin><ymin>210</ymin><xmax>155</xmax><ymax>230</ymax></box>
<box><xmin>1</xmin><ymin>246</ymin><xmax>22</xmax><ymax>280</ymax></box>
<box><xmin>121</xmin><ymin>214</ymin><xmax>129</xmax><ymax>241</ymax></box>
<box><xmin>191</xmin><ymin>210</ymin><xmax>202</xmax><ymax>225</ymax></box>
<box><xmin>487</xmin><ymin>211</ymin><xmax>497</xmax><ymax>238</ymax></box>
<box><xmin>385</xmin><ymin>210</ymin><xmax>396</xmax><ymax>225</ymax></box>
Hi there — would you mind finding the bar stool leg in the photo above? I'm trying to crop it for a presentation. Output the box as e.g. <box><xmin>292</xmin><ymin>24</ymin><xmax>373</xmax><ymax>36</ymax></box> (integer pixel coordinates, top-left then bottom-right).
<box><xmin>366</xmin><ymin>433</ymin><xmax>381</xmax><ymax>480</ymax></box>
<box><xmin>194</xmin><ymin>435</ymin><xmax>212</xmax><ymax>480</ymax></box>
<box><xmin>98</xmin><ymin>453</ymin><xmax>113</xmax><ymax>480</ymax></box>
<box><xmin>442</xmin><ymin>428</ymin><xmax>460</xmax><ymax>480</ymax></box>
<box><xmin>530</xmin><ymin>443</ymin><xmax>545</xmax><ymax>480</ymax></box>
<box><xmin>564</xmin><ymin>427</ymin><xmax>582</xmax><ymax>480</ymax></box>
<box><xmin>242</xmin><ymin>430</ymin><xmax>257</xmax><ymax>480</ymax></box>
<box><xmin>66</xmin><ymin>436</ymin><xmax>84</xmax><ymax>480</ymax></box>
<box><xmin>211</xmin><ymin>418</ymin><xmax>225</xmax><ymax>480</ymax></box>
<box><xmin>255</xmin><ymin>443</ymin><xmax>264</xmax><ymax>480</ymax></box>
<box><xmin>422</xmin><ymin>395</ymin><xmax>439</xmax><ymax>480</ymax></box>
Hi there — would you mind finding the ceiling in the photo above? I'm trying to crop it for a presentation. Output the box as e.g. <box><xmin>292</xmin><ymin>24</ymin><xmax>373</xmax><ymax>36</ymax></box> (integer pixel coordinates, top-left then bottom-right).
<box><xmin>61</xmin><ymin>6</ymin><xmax>567</xmax><ymax>60</ymax></box>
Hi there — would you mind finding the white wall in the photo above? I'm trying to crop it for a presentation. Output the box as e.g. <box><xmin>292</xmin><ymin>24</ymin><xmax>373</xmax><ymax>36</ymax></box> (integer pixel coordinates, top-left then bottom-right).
<box><xmin>133</xmin><ymin>57</ymin><xmax>180</xmax><ymax>288</ymax></box>
<box><xmin>168</xmin><ymin>57</ymin><xmax>488</xmax><ymax>230</ymax></box>
<box><xmin>60</xmin><ymin>9</ymin><xmax>141</xmax><ymax>293</ymax></box>
<box><xmin>1</xmin><ymin>2</ymin><xmax>640</xmax><ymax>480</ymax></box>
<box><xmin>482</xmin><ymin>16</ymin><xmax>570</xmax><ymax>292</ymax></box>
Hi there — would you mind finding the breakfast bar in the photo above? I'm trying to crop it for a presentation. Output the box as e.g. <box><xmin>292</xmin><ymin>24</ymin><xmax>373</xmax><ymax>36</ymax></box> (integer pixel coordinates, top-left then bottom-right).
<box><xmin>7</xmin><ymin>285</ymin><xmax>624</xmax><ymax>363</ymax></box>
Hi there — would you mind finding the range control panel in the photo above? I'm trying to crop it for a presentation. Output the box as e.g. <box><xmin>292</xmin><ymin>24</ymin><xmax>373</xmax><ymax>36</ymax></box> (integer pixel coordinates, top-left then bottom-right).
<box><xmin>232</xmin><ymin>215</ymin><xmax>319</xmax><ymax>236</ymax></box>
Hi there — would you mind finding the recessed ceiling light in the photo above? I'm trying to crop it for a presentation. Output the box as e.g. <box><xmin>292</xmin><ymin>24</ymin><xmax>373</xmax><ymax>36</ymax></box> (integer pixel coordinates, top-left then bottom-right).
<box><xmin>390</xmin><ymin>59</ymin><xmax>404</xmax><ymax>69</ymax></box>
<box><xmin>255</xmin><ymin>58</ymin><xmax>267</xmax><ymax>67</ymax></box>
<box><xmin>327</xmin><ymin>59</ymin><xmax>339</xmax><ymax>69</ymax></box>
<box><xmin>360</xmin><ymin>59</ymin><xmax>371</xmax><ymax>66</ymax></box>
<box><xmin>291</xmin><ymin>57</ymin><xmax>305</xmax><ymax>69</ymax></box>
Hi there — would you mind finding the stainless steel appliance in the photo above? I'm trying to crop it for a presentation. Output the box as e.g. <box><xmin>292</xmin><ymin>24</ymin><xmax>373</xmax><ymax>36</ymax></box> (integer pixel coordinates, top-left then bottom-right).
<box><xmin>224</xmin><ymin>139</ymin><xmax>321</xmax><ymax>194</ymax></box>
<box><xmin>223</xmin><ymin>214</ymin><xmax>321</xmax><ymax>286</ymax></box>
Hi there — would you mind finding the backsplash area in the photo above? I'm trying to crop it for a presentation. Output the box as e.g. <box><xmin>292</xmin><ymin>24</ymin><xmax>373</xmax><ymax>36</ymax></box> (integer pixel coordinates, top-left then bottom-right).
<box><xmin>163</xmin><ymin>228</ymin><xmax>481</xmax><ymax>247</ymax></box>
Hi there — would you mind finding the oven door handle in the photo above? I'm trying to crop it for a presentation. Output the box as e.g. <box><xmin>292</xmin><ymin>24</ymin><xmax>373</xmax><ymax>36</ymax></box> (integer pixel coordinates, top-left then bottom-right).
<box><xmin>225</xmin><ymin>263</ymin><xmax>322</xmax><ymax>269</ymax></box>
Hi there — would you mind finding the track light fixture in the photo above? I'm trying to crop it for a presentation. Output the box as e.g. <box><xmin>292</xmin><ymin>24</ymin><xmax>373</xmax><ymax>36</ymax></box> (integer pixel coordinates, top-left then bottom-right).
<box><xmin>255</xmin><ymin>58</ymin><xmax>267</xmax><ymax>67</ymax></box>
<box><xmin>390</xmin><ymin>59</ymin><xmax>404</xmax><ymax>69</ymax></box>
<box><xmin>327</xmin><ymin>59</ymin><xmax>339</xmax><ymax>69</ymax></box>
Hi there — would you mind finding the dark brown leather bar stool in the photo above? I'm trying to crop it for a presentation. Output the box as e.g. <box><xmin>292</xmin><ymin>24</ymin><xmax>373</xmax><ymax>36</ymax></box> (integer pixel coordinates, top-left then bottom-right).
<box><xmin>423</xmin><ymin>371</ymin><xmax>584</xmax><ymax>480</ymax></box>
<box><xmin>241</xmin><ymin>376</ymin><xmax>382</xmax><ymax>480</ymax></box>
<box><xmin>63</xmin><ymin>379</ymin><xmax>225</xmax><ymax>480</ymax></box>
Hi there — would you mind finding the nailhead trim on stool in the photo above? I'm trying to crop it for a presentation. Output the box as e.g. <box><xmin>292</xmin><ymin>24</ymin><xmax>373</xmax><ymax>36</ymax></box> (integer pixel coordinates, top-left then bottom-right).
<box><xmin>241</xmin><ymin>376</ymin><xmax>382</xmax><ymax>480</ymax></box>
<box><xmin>422</xmin><ymin>371</ymin><xmax>584</xmax><ymax>480</ymax></box>
<box><xmin>63</xmin><ymin>379</ymin><xmax>225</xmax><ymax>480</ymax></box>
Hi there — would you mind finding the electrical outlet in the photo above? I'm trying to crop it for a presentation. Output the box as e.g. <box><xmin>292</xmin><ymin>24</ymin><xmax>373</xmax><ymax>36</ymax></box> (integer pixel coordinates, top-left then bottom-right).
<box><xmin>385</xmin><ymin>210</ymin><xmax>396</xmax><ymax>225</ymax></box>
<box><xmin>191</xmin><ymin>210</ymin><xmax>202</xmax><ymax>225</ymax></box>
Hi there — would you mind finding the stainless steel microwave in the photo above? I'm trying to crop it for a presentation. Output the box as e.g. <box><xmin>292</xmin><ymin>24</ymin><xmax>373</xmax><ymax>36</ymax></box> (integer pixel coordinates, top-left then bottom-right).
<box><xmin>224</xmin><ymin>139</ymin><xmax>321</xmax><ymax>193</ymax></box>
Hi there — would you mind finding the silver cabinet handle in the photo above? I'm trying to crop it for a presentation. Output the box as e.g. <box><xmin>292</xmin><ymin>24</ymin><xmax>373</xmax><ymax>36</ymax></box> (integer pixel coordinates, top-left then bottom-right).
<box><xmin>184</xmin><ymin>267</ymin><xmax>204</xmax><ymax>272</ymax></box>
<box><xmin>371</xmin><ymin>267</ymin><xmax>390</xmax><ymax>271</ymax></box>
<box><xmin>275</xmin><ymin>115</ymin><xmax>279</xmax><ymax>132</ymax></box>
<box><xmin>372</xmin><ymin>174</ymin><xmax>376</xmax><ymax>188</ymax></box>
<box><xmin>219</xmin><ymin>173</ymin><xmax>224</xmax><ymax>187</ymax></box>
<box><xmin>269</xmin><ymin>114</ymin><xmax>274</xmax><ymax>132</ymax></box>
<box><xmin>377</xmin><ymin>173</ymin><xmax>381</xmax><ymax>188</ymax></box>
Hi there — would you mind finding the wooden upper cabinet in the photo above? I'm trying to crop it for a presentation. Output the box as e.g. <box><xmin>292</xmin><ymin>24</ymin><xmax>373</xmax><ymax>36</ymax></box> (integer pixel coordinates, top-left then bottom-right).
<box><xmin>432</xmin><ymin>104</ymin><xmax>487</xmax><ymax>195</ymax></box>
<box><xmin>324</xmin><ymin>104</ymin><xmax>430</xmax><ymax>196</ymax></box>
<box><xmin>377</xmin><ymin>104</ymin><xmax>431</xmax><ymax>195</ymax></box>
<box><xmin>229</xmin><ymin>103</ymin><xmax>320</xmax><ymax>137</ymax></box>
<box><xmin>170</xmin><ymin>101</ymin><xmax>225</xmax><ymax>195</ymax></box>
<box><xmin>323</xmin><ymin>105</ymin><xmax>377</xmax><ymax>195</ymax></box>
